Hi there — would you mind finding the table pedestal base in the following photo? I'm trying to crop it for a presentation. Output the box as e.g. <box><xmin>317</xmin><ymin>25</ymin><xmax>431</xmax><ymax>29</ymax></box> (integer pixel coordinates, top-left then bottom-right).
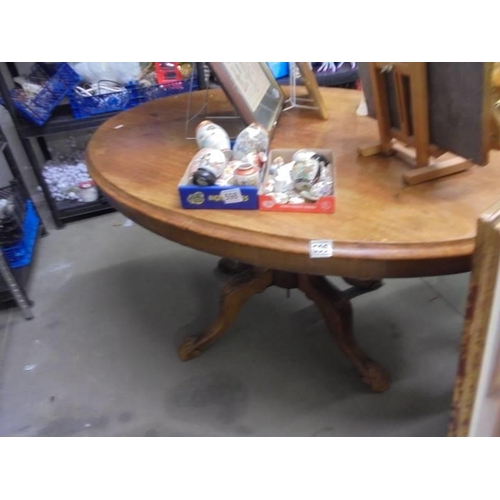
<box><xmin>179</xmin><ymin>263</ymin><xmax>390</xmax><ymax>393</ymax></box>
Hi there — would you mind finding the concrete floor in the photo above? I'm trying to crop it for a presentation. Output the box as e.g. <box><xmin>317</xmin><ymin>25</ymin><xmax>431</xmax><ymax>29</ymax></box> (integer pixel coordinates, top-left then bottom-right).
<box><xmin>0</xmin><ymin>210</ymin><xmax>469</xmax><ymax>436</ymax></box>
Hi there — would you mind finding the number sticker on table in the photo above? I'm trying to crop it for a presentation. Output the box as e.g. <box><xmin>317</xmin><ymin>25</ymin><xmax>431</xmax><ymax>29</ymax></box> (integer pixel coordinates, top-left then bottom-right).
<box><xmin>309</xmin><ymin>240</ymin><xmax>334</xmax><ymax>258</ymax></box>
<box><xmin>221</xmin><ymin>188</ymin><xmax>244</xmax><ymax>204</ymax></box>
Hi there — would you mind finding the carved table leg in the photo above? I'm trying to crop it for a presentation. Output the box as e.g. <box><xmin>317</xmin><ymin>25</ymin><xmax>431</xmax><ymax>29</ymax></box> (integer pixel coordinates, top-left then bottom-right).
<box><xmin>298</xmin><ymin>274</ymin><xmax>391</xmax><ymax>392</ymax></box>
<box><xmin>179</xmin><ymin>268</ymin><xmax>273</xmax><ymax>361</ymax></box>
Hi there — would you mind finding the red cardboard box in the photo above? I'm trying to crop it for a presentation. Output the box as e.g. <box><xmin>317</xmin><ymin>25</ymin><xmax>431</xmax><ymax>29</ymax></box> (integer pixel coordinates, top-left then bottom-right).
<box><xmin>258</xmin><ymin>149</ymin><xmax>335</xmax><ymax>213</ymax></box>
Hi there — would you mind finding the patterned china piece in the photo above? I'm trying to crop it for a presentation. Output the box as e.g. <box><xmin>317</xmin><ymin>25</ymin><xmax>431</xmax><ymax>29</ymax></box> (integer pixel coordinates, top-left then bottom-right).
<box><xmin>291</xmin><ymin>157</ymin><xmax>321</xmax><ymax>191</ymax></box>
<box><xmin>195</xmin><ymin>120</ymin><xmax>232</xmax><ymax>160</ymax></box>
<box><xmin>188</xmin><ymin>148</ymin><xmax>227</xmax><ymax>186</ymax></box>
<box><xmin>292</xmin><ymin>149</ymin><xmax>316</xmax><ymax>163</ymax></box>
<box><xmin>233</xmin><ymin>164</ymin><xmax>260</xmax><ymax>187</ymax></box>
<box><xmin>233</xmin><ymin>123</ymin><xmax>269</xmax><ymax>160</ymax></box>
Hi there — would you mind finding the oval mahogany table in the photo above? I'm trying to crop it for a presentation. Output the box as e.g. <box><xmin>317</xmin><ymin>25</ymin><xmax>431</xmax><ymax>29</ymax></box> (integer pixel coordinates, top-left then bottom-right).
<box><xmin>87</xmin><ymin>88</ymin><xmax>500</xmax><ymax>392</ymax></box>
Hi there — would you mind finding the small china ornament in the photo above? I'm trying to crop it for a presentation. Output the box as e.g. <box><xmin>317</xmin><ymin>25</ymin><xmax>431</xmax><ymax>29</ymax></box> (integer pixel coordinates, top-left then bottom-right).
<box><xmin>233</xmin><ymin>164</ymin><xmax>260</xmax><ymax>187</ymax></box>
<box><xmin>292</xmin><ymin>158</ymin><xmax>321</xmax><ymax>191</ymax></box>
<box><xmin>233</xmin><ymin>123</ymin><xmax>269</xmax><ymax>160</ymax></box>
<box><xmin>195</xmin><ymin>120</ymin><xmax>232</xmax><ymax>160</ymax></box>
<box><xmin>188</xmin><ymin>148</ymin><xmax>227</xmax><ymax>186</ymax></box>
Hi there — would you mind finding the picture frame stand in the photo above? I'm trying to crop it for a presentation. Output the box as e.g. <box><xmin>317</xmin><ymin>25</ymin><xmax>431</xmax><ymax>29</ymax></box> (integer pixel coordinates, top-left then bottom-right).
<box><xmin>185</xmin><ymin>70</ymin><xmax>244</xmax><ymax>140</ymax></box>
<box><xmin>358</xmin><ymin>63</ymin><xmax>472</xmax><ymax>185</ymax></box>
<box><xmin>283</xmin><ymin>63</ymin><xmax>329</xmax><ymax>120</ymax></box>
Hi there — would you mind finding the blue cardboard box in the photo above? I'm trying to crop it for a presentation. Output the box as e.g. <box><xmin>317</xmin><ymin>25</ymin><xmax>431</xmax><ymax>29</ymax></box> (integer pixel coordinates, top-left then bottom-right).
<box><xmin>178</xmin><ymin>168</ymin><xmax>259</xmax><ymax>210</ymax></box>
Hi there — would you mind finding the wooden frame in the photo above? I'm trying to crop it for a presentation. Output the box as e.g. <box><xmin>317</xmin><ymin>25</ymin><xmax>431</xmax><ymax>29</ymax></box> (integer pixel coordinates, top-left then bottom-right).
<box><xmin>359</xmin><ymin>62</ymin><xmax>494</xmax><ymax>166</ymax></box>
<box><xmin>208</xmin><ymin>62</ymin><xmax>285</xmax><ymax>135</ymax></box>
<box><xmin>358</xmin><ymin>62</ymin><xmax>494</xmax><ymax>185</ymax></box>
<box><xmin>295</xmin><ymin>62</ymin><xmax>328</xmax><ymax>119</ymax></box>
<box><xmin>449</xmin><ymin>200</ymin><xmax>500</xmax><ymax>436</ymax></box>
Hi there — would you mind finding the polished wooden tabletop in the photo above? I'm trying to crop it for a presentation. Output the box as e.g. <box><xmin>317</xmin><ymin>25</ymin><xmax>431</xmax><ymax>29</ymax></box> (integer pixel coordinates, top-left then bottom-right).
<box><xmin>86</xmin><ymin>88</ymin><xmax>500</xmax><ymax>279</ymax></box>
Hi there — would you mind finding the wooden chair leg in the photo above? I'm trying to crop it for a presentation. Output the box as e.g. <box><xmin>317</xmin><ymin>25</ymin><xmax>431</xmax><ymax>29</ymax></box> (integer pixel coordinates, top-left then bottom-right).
<box><xmin>298</xmin><ymin>274</ymin><xmax>391</xmax><ymax>392</ymax></box>
<box><xmin>178</xmin><ymin>268</ymin><xmax>273</xmax><ymax>361</ymax></box>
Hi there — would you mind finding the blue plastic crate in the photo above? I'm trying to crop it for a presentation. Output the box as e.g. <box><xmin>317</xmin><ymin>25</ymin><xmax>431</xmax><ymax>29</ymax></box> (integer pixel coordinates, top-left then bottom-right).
<box><xmin>266</xmin><ymin>62</ymin><xmax>289</xmax><ymax>79</ymax></box>
<box><xmin>129</xmin><ymin>78</ymin><xmax>198</xmax><ymax>107</ymax></box>
<box><xmin>10</xmin><ymin>63</ymin><xmax>81</xmax><ymax>126</ymax></box>
<box><xmin>2</xmin><ymin>201</ymin><xmax>40</xmax><ymax>269</ymax></box>
<box><xmin>0</xmin><ymin>181</ymin><xmax>26</xmax><ymax>246</ymax></box>
<box><xmin>68</xmin><ymin>84</ymin><xmax>135</xmax><ymax>119</ymax></box>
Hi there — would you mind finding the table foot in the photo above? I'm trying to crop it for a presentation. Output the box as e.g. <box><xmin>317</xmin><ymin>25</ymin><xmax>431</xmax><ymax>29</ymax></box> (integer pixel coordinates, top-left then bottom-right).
<box><xmin>178</xmin><ymin>335</ymin><xmax>204</xmax><ymax>361</ymax></box>
<box><xmin>178</xmin><ymin>268</ymin><xmax>273</xmax><ymax>361</ymax></box>
<box><xmin>299</xmin><ymin>274</ymin><xmax>390</xmax><ymax>392</ymax></box>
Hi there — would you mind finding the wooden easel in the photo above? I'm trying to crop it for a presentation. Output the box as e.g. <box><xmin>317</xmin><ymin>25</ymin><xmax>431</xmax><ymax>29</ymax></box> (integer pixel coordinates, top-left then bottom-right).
<box><xmin>358</xmin><ymin>62</ymin><xmax>472</xmax><ymax>185</ymax></box>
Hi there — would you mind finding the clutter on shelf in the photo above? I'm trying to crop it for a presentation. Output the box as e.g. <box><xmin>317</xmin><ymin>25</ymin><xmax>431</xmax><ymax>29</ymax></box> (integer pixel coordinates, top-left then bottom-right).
<box><xmin>43</xmin><ymin>161</ymin><xmax>94</xmax><ymax>203</ymax></box>
<box><xmin>68</xmin><ymin>81</ymin><xmax>135</xmax><ymax>118</ymax></box>
<box><xmin>69</xmin><ymin>62</ymin><xmax>142</xmax><ymax>86</ymax></box>
<box><xmin>0</xmin><ymin>182</ymin><xmax>26</xmax><ymax>245</ymax></box>
<box><xmin>7</xmin><ymin>62</ymin><xmax>198</xmax><ymax>125</ymax></box>
<box><xmin>0</xmin><ymin>181</ymin><xmax>40</xmax><ymax>269</ymax></box>
<box><xmin>42</xmin><ymin>136</ymin><xmax>97</xmax><ymax>203</ymax></box>
<box><xmin>1</xmin><ymin>200</ymin><xmax>40</xmax><ymax>269</ymax></box>
<box><xmin>9</xmin><ymin>63</ymin><xmax>81</xmax><ymax>125</ymax></box>
<box><xmin>68</xmin><ymin>62</ymin><xmax>197</xmax><ymax>119</ymax></box>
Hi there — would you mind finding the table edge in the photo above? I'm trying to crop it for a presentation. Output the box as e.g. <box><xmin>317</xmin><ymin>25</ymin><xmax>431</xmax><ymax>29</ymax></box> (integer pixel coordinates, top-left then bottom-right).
<box><xmin>87</xmin><ymin>148</ymin><xmax>473</xmax><ymax>279</ymax></box>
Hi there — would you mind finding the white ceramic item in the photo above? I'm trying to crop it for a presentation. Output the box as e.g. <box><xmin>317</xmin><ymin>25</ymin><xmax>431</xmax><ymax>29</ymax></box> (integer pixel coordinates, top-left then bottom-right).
<box><xmin>195</xmin><ymin>120</ymin><xmax>231</xmax><ymax>159</ymax></box>
<box><xmin>233</xmin><ymin>164</ymin><xmax>260</xmax><ymax>187</ymax></box>
<box><xmin>78</xmin><ymin>180</ymin><xmax>99</xmax><ymax>202</ymax></box>
<box><xmin>233</xmin><ymin>123</ymin><xmax>269</xmax><ymax>160</ymax></box>
<box><xmin>189</xmin><ymin>148</ymin><xmax>227</xmax><ymax>186</ymax></box>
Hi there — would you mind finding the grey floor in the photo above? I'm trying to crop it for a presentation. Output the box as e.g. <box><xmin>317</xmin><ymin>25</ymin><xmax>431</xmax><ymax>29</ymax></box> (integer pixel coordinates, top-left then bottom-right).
<box><xmin>0</xmin><ymin>210</ymin><xmax>469</xmax><ymax>437</ymax></box>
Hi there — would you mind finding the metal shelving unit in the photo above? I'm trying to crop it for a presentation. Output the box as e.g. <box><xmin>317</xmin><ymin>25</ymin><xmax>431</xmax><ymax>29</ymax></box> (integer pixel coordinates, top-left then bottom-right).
<box><xmin>20</xmin><ymin>104</ymin><xmax>119</xmax><ymax>138</ymax></box>
<box><xmin>0</xmin><ymin>62</ymin><xmax>207</xmax><ymax>228</ymax></box>
<box><xmin>0</xmin><ymin>126</ymin><xmax>46</xmax><ymax>318</ymax></box>
<box><xmin>0</xmin><ymin>62</ymin><xmax>117</xmax><ymax>228</ymax></box>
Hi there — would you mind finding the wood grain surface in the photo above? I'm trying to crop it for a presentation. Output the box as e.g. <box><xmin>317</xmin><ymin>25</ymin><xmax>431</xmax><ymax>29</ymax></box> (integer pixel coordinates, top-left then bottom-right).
<box><xmin>86</xmin><ymin>88</ymin><xmax>500</xmax><ymax>279</ymax></box>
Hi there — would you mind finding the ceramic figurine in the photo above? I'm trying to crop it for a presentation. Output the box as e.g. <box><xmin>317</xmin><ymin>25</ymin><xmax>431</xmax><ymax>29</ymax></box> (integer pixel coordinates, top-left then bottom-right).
<box><xmin>269</xmin><ymin>156</ymin><xmax>285</xmax><ymax>175</ymax></box>
<box><xmin>78</xmin><ymin>180</ymin><xmax>99</xmax><ymax>202</ymax></box>
<box><xmin>189</xmin><ymin>148</ymin><xmax>227</xmax><ymax>186</ymax></box>
<box><xmin>215</xmin><ymin>161</ymin><xmax>242</xmax><ymax>186</ymax></box>
<box><xmin>233</xmin><ymin>164</ymin><xmax>260</xmax><ymax>187</ymax></box>
<box><xmin>233</xmin><ymin>123</ymin><xmax>269</xmax><ymax>160</ymax></box>
<box><xmin>274</xmin><ymin>169</ymin><xmax>293</xmax><ymax>192</ymax></box>
<box><xmin>291</xmin><ymin>157</ymin><xmax>321</xmax><ymax>191</ymax></box>
<box><xmin>241</xmin><ymin>151</ymin><xmax>267</xmax><ymax>169</ymax></box>
<box><xmin>195</xmin><ymin>120</ymin><xmax>232</xmax><ymax>160</ymax></box>
<box><xmin>292</xmin><ymin>149</ymin><xmax>316</xmax><ymax>162</ymax></box>
<box><xmin>263</xmin><ymin>179</ymin><xmax>275</xmax><ymax>194</ymax></box>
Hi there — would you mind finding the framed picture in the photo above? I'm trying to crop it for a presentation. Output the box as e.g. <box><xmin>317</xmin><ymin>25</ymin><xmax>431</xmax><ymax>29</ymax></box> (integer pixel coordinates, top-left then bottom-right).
<box><xmin>448</xmin><ymin>199</ymin><xmax>500</xmax><ymax>436</ymax></box>
<box><xmin>208</xmin><ymin>62</ymin><xmax>285</xmax><ymax>135</ymax></box>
